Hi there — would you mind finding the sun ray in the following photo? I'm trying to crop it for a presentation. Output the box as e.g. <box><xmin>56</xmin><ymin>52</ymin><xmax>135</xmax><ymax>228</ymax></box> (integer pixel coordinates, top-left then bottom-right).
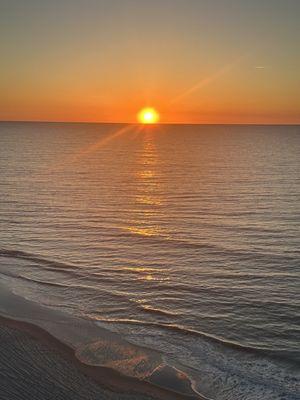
<box><xmin>48</xmin><ymin>124</ymin><xmax>138</xmax><ymax>172</ymax></box>
<box><xmin>170</xmin><ymin>54</ymin><xmax>248</xmax><ymax>105</ymax></box>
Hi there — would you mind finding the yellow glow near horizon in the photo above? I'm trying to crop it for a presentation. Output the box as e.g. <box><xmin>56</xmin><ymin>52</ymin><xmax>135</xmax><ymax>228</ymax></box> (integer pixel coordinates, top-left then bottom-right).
<box><xmin>137</xmin><ymin>107</ymin><xmax>160</xmax><ymax>124</ymax></box>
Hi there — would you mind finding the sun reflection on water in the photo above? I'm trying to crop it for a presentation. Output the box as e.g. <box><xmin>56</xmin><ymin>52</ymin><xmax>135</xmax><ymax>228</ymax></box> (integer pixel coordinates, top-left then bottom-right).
<box><xmin>123</xmin><ymin>130</ymin><xmax>171</xmax><ymax>284</ymax></box>
<box><xmin>125</xmin><ymin>131</ymin><xmax>167</xmax><ymax>238</ymax></box>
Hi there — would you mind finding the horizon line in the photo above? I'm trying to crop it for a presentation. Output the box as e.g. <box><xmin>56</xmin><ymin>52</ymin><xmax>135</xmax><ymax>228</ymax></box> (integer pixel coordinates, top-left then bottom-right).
<box><xmin>0</xmin><ymin>120</ymin><xmax>299</xmax><ymax>126</ymax></box>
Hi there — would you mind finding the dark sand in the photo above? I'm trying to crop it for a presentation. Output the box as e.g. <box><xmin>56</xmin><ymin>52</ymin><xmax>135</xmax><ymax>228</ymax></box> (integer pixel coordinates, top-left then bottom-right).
<box><xmin>0</xmin><ymin>316</ymin><xmax>201</xmax><ymax>400</ymax></box>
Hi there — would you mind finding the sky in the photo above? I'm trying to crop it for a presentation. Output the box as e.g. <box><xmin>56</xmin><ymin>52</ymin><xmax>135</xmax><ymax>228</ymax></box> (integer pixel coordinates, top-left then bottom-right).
<box><xmin>0</xmin><ymin>0</ymin><xmax>299</xmax><ymax>124</ymax></box>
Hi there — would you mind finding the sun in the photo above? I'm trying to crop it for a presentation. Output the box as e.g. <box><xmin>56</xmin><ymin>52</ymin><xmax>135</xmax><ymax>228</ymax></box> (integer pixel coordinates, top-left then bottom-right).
<box><xmin>137</xmin><ymin>107</ymin><xmax>160</xmax><ymax>124</ymax></box>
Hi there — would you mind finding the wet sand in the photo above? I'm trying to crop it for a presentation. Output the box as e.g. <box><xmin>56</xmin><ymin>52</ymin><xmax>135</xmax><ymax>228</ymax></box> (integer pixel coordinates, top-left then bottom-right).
<box><xmin>0</xmin><ymin>316</ymin><xmax>201</xmax><ymax>400</ymax></box>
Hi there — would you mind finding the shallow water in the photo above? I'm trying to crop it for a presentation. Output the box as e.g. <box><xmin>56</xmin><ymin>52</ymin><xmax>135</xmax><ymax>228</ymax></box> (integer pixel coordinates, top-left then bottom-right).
<box><xmin>0</xmin><ymin>122</ymin><xmax>299</xmax><ymax>399</ymax></box>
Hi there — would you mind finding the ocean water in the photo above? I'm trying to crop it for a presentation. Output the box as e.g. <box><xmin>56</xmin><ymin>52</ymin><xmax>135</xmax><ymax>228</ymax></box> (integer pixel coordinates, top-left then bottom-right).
<box><xmin>0</xmin><ymin>122</ymin><xmax>299</xmax><ymax>399</ymax></box>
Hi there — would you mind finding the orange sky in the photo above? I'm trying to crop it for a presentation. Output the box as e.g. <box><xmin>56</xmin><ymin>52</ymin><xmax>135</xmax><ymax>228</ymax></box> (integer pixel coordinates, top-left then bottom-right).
<box><xmin>1</xmin><ymin>1</ymin><xmax>299</xmax><ymax>124</ymax></box>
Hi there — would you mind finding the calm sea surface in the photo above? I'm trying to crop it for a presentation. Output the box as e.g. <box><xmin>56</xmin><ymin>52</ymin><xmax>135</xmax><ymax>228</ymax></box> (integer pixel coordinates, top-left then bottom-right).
<box><xmin>0</xmin><ymin>122</ymin><xmax>299</xmax><ymax>399</ymax></box>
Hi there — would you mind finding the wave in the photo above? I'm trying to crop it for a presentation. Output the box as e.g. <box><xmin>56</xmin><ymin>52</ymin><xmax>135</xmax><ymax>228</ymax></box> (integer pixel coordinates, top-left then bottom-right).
<box><xmin>140</xmin><ymin>305</ymin><xmax>183</xmax><ymax>318</ymax></box>
<box><xmin>0</xmin><ymin>269</ymin><xmax>74</xmax><ymax>289</ymax></box>
<box><xmin>94</xmin><ymin>318</ymin><xmax>300</xmax><ymax>399</ymax></box>
<box><xmin>109</xmin><ymin>231</ymin><xmax>299</xmax><ymax>262</ymax></box>
<box><xmin>0</xmin><ymin>267</ymin><xmax>142</xmax><ymax>306</ymax></box>
<box><xmin>0</xmin><ymin>248</ymin><xmax>78</xmax><ymax>271</ymax></box>
<box><xmin>0</xmin><ymin>248</ymin><xmax>295</xmax><ymax>290</ymax></box>
<box><xmin>1</xmin><ymin>241</ymin><xmax>298</xmax><ymax>282</ymax></box>
<box><xmin>94</xmin><ymin>317</ymin><xmax>291</xmax><ymax>361</ymax></box>
<box><xmin>0</xmin><ymin>239</ymin><xmax>298</xmax><ymax>290</ymax></box>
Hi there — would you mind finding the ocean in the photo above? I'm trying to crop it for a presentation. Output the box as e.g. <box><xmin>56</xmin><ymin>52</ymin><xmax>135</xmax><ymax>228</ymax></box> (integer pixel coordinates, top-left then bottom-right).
<box><xmin>0</xmin><ymin>122</ymin><xmax>299</xmax><ymax>399</ymax></box>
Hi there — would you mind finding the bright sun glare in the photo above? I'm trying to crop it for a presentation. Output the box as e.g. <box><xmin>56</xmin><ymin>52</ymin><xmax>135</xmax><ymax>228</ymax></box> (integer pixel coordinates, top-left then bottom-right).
<box><xmin>137</xmin><ymin>107</ymin><xmax>160</xmax><ymax>124</ymax></box>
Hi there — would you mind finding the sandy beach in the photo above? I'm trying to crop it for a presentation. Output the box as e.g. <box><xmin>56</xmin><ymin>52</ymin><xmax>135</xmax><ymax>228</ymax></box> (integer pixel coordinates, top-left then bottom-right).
<box><xmin>0</xmin><ymin>316</ymin><xmax>201</xmax><ymax>400</ymax></box>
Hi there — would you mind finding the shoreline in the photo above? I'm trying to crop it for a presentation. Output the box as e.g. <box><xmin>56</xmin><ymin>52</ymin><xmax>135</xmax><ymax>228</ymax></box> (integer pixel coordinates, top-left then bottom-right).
<box><xmin>0</xmin><ymin>315</ymin><xmax>202</xmax><ymax>400</ymax></box>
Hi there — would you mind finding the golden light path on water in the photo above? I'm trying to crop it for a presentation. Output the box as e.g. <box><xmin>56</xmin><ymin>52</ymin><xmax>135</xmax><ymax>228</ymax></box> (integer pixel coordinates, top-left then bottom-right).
<box><xmin>125</xmin><ymin>128</ymin><xmax>170</xmax><ymax>283</ymax></box>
